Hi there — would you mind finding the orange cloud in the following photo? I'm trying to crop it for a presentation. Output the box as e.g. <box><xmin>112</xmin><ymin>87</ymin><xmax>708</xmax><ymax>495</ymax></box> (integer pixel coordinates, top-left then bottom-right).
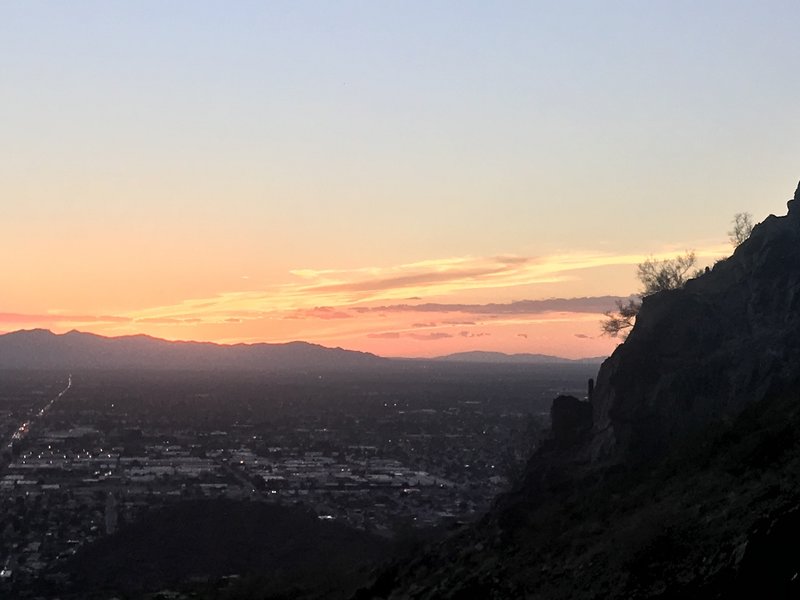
<box><xmin>135</xmin><ymin>317</ymin><xmax>203</xmax><ymax>324</ymax></box>
<box><xmin>408</xmin><ymin>332</ymin><xmax>453</xmax><ymax>341</ymax></box>
<box><xmin>290</xmin><ymin>307</ymin><xmax>353</xmax><ymax>320</ymax></box>
<box><xmin>355</xmin><ymin>296</ymin><xmax>629</xmax><ymax>316</ymax></box>
<box><xmin>112</xmin><ymin>246</ymin><xmax>727</xmax><ymax>331</ymax></box>
<box><xmin>2</xmin><ymin>244</ymin><xmax>728</xmax><ymax>357</ymax></box>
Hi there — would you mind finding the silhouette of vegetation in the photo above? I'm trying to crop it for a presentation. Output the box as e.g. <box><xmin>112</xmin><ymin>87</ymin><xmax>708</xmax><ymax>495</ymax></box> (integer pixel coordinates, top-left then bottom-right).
<box><xmin>729</xmin><ymin>212</ymin><xmax>754</xmax><ymax>247</ymax></box>
<box><xmin>602</xmin><ymin>252</ymin><xmax>697</xmax><ymax>338</ymax></box>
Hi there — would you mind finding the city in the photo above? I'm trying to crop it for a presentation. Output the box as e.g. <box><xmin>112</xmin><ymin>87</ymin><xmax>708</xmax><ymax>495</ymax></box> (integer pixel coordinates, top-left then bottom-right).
<box><xmin>0</xmin><ymin>363</ymin><xmax>594</xmax><ymax>597</ymax></box>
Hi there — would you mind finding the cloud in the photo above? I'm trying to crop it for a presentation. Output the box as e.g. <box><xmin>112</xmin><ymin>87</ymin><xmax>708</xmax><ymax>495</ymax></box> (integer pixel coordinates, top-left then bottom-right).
<box><xmin>284</xmin><ymin>248</ymin><xmax>726</xmax><ymax>305</ymax></box>
<box><xmin>293</xmin><ymin>306</ymin><xmax>352</xmax><ymax>320</ymax></box>
<box><xmin>494</xmin><ymin>255</ymin><xmax>532</xmax><ymax>265</ymax></box>
<box><xmin>517</xmin><ymin>333</ymin><xmax>528</xmax><ymax>339</ymax></box>
<box><xmin>89</xmin><ymin>245</ymin><xmax>727</xmax><ymax>341</ymax></box>
<box><xmin>442</xmin><ymin>319</ymin><xmax>476</xmax><ymax>325</ymax></box>
<box><xmin>361</xmin><ymin>296</ymin><xmax>628</xmax><ymax>316</ymax></box>
<box><xmin>574</xmin><ymin>333</ymin><xmax>592</xmax><ymax>339</ymax></box>
<box><xmin>109</xmin><ymin>246</ymin><xmax>710</xmax><ymax>330</ymax></box>
<box><xmin>412</xmin><ymin>322</ymin><xmax>438</xmax><ymax>328</ymax></box>
<box><xmin>368</xmin><ymin>331</ymin><xmax>455</xmax><ymax>341</ymax></box>
<box><xmin>409</xmin><ymin>332</ymin><xmax>453</xmax><ymax>341</ymax></box>
<box><xmin>306</xmin><ymin>266</ymin><xmax>512</xmax><ymax>295</ymax></box>
<box><xmin>458</xmin><ymin>331</ymin><xmax>490</xmax><ymax>338</ymax></box>
<box><xmin>136</xmin><ymin>317</ymin><xmax>202</xmax><ymax>324</ymax></box>
<box><xmin>286</xmin><ymin>254</ymin><xmax>567</xmax><ymax>304</ymax></box>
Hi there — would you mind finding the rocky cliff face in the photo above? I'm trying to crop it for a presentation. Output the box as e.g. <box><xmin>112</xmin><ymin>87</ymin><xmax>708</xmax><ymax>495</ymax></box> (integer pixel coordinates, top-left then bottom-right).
<box><xmin>361</xmin><ymin>181</ymin><xmax>800</xmax><ymax>600</ymax></box>
<box><xmin>591</xmin><ymin>181</ymin><xmax>800</xmax><ymax>463</ymax></box>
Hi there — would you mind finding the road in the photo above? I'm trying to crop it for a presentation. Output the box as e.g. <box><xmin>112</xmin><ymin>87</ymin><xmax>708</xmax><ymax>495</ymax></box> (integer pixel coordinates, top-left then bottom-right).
<box><xmin>4</xmin><ymin>374</ymin><xmax>72</xmax><ymax>454</ymax></box>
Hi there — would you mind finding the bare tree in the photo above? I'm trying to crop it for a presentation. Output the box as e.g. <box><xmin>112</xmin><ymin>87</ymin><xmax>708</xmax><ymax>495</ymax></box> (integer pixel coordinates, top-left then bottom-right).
<box><xmin>636</xmin><ymin>251</ymin><xmax>697</xmax><ymax>294</ymax></box>
<box><xmin>601</xmin><ymin>251</ymin><xmax>697</xmax><ymax>337</ymax></box>
<box><xmin>601</xmin><ymin>298</ymin><xmax>641</xmax><ymax>337</ymax></box>
<box><xmin>729</xmin><ymin>212</ymin><xmax>754</xmax><ymax>247</ymax></box>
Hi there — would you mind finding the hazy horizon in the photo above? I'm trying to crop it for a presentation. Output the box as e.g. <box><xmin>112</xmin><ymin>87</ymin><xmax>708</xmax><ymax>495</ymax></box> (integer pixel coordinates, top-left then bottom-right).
<box><xmin>0</xmin><ymin>327</ymin><xmax>609</xmax><ymax>362</ymax></box>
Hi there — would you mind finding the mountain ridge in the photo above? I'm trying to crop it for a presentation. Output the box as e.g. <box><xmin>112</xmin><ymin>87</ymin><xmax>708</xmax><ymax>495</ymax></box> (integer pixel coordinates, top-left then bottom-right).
<box><xmin>0</xmin><ymin>328</ymin><xmax>384</xmax><ymax>371</ymax></box>
<box><xmin>0</xmin><ymin>329</ymin><xmax>606</xmax><ymax>370</ymax></box>
<box><xmin>434</xmin><ymin>350</ymin><xmax>606</xmax><ymax>364</ymax></box>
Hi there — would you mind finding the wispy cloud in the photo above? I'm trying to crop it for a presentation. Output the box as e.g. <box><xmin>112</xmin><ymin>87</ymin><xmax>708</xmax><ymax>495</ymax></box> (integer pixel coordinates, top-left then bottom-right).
<box><xmin>366</xmin><ymin>332</ymin><xmax>402</xmax><ymax>339</ymax></box>
<box><xmin>135</xmin><ymin>317</ymin><xmax>203</xmax><ymax>324</ymax></box>
<box><xmin>290</xmin><ymin>307</ymin><xmax>353</xmax><ymax>320</ymax></box>
<box><xmin>286</xmin><ymin>254</ymin><xmax>567</xmax><ymax>304</ymax></box>
<box><xmin>109</xmin><ymin>254</ymin><xmax>601</xmax><ymax>325</ymax></box>
<box><xmin>366</xmin><ymin>330</ymin><xmax>484</xmax><ymax>342</ymax></box>
<box><xmin>409</xmin><ymin>332</ymin><xmax>453</xmax><ymax>341</ymax></box>
<box><xmin>459</xmin><ymin>331</ymin><xmax>490</xmax><ymax>338</ymax></box>
<box><xmin>356</xmin><ymin>296</ymin><xmax>629</xmax><ymax>316</ymax></box>
<box><xmin>31</xmin><ymin>245</ymin><xmax>726</xmax><ymax>346</ymax></box>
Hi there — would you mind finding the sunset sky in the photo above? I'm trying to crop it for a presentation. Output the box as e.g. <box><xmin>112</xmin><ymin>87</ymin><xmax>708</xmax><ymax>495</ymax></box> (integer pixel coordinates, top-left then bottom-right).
<box><xmin>2</xmin><ymin>2</ymin><xmax>799</xmax><ymax>358</ymax></box>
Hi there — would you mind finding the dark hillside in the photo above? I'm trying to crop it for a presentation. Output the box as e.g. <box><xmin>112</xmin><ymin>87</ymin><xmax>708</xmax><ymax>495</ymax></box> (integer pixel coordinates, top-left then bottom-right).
<box><xmin>592</xmin><ymin>183</ymin><xmax>800</xmax><ymax>463</ymax></box>
<box><xmin>58</xmin><ymin>500</ymin><xmax>390</xmax><ymax>599</ymax></box>
<box><xmin>361</xmin><ymin>385</ymin><xmax>800</xmax><ymax>598</ymax></box>
<box><xmin>361</xmin><ymin>181</ymin><xmax>800</xmax><ymax>599</ymax></box>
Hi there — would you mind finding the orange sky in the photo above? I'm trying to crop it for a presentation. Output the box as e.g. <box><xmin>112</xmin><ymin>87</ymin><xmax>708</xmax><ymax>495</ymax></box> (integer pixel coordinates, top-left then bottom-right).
<box><xmin>1</xmin><ymin>245</ymin><xmax>733</xmax><ymax>358</ymax></box>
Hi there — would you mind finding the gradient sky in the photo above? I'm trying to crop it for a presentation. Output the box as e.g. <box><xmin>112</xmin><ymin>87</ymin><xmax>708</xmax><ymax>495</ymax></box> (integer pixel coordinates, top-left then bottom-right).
<box><xmin>2</xmin><ymin>1</ymin><xmax>799</xmax><ymax>358</ymax></box>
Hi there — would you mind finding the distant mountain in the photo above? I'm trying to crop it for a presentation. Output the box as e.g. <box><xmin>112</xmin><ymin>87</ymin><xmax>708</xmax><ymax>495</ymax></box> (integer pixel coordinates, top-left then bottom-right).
<box><xmin>434</xmin><ymin>350</ymin><xmax>606</xmax><ymax>364</ymax></box>
<box><xmin>0</xmin><ymin>329</ymin><xmax>385</xmax><ymax>371</ymax></box>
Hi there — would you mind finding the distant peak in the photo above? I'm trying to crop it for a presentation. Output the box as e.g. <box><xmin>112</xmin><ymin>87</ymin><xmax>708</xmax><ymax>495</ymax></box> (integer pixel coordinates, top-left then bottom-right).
<box><xmin>787</xmin><ymin>179</ymin><xmax>800</xmax><ymax>215</ymax></box>
<box><xmin>14</xmin><ymin>328</ymin><xmax>55</xmax><ymax>336</ymax></box>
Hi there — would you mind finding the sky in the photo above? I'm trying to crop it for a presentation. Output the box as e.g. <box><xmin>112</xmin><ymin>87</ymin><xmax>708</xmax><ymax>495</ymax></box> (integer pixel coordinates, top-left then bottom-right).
<box><xmin>2</xmin><ymin>1</ymin><xmax>799</xmax><ymax>358</ymax></box>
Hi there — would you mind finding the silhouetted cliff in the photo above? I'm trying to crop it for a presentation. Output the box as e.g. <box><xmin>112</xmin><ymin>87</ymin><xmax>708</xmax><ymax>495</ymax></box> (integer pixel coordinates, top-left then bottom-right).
<box><xmin>361</xmin><ymin>181</ymin><xmax>800</xmax><ymax>599</ymax></box>
<box><xmin>591</xmin><ymin>180</ymin><xmax>800</xmax><ymax>463</ymax></box>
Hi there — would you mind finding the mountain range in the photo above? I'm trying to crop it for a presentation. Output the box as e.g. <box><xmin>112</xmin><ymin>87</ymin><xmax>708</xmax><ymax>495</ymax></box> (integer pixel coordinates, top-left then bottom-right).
<box><xmin>434</xmin><ymin>350</ymin><xmax>605</xmax><ymax>364</ymax></box>
<box><xmin>0</xmin><ymin>329</ymin><xmax>384</xmax><ymax>371</ymax></box>
<box><xmin>0</xmin><ymin>329</ymin><xmax>606</xmax><ymax>371</ymax></box>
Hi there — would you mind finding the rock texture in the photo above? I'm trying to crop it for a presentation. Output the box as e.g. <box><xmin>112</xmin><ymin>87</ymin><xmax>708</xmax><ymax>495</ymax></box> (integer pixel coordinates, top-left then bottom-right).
<box><xmin>591</xmin><ymin>181</ymin><xmax>800</xmax><ymax>463</ymax></box>
<box><xmin>550</xmin><ymin>394</ymin><xmax>592</xmax><ymax>448</ymax></box>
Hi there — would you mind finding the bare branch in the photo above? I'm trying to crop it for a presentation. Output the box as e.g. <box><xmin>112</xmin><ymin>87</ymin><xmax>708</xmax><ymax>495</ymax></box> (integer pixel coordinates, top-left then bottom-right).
<box><xmin>601</xmin><ymin>298</ymin><xmax>641</xmax><ymax>338</ymax></box>
<box><xmin>601</xmin><ymin>251</ymin><xmax>696</xmax><ymax>337</ymax></box>
<box><xmin>728</xmin><ymin>212</ymin><xmax>754</xmax><ymax>247</ymax></box>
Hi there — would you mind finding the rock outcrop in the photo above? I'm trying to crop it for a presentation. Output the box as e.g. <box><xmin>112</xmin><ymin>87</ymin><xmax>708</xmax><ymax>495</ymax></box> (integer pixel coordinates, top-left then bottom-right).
<box><xmin>590</xmin><ymin>180</ymin><xmax>800</xmax><ymax>463</ymax></box>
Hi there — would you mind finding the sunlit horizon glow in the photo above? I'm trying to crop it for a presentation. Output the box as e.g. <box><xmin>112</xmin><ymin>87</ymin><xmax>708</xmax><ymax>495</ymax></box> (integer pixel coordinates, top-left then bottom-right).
<box><xmin>0</xmin><ymin>243</ymin><xmax>739</xmax><ymax>358</ymax></box>
<box><xmin>2</xmin><ymin>2</ymin><xmax>798</xmax><ymax>358</ymax></box>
